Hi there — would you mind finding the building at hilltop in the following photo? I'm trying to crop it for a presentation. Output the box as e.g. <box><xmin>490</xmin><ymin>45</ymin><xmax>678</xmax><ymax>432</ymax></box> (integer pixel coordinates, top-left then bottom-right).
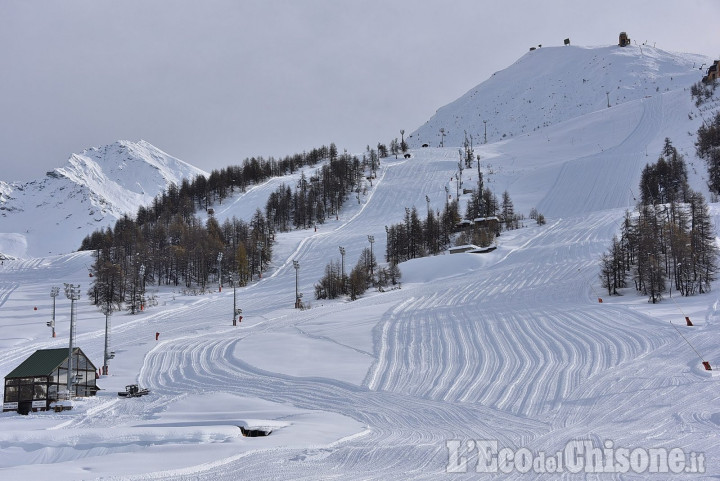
<box><xmin>703</xmin><ymin>60</ymin><xmax>719</xmax><ymax>84</ymax></box>
<box><xmin>618</xmin><ymin>32</ymin><xmax>630</xmax><ymax>47</ymax></box>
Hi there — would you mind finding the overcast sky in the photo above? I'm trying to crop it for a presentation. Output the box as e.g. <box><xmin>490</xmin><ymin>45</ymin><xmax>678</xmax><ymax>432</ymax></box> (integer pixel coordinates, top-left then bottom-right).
<box><xmin>2</xmin><ymin>0</ymin><xmax>719</xmax><ymax>182</ymax></box>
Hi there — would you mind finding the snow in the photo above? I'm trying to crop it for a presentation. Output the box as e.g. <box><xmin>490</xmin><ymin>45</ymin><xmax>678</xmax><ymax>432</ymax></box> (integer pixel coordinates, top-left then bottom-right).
<box><xmin>1</xmin><ymin>43</ymin><xmax>720</xmax><ymax>479</ymax></box>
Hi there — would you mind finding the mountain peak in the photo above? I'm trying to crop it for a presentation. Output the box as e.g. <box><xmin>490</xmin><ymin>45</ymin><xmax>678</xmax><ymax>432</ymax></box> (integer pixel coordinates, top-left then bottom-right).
<box><xmin>52</xmin><ymin>140</ymin><xmax>206</xmax><ymax>199</ymax></box>
<box><xmin>409</xmin><ymin>44</ymin><xmax>709</xmax><ymax>148</ymax></box>
<box><xmin>1</xmin><ymin>140</ymin><xmax>208</xmax><ymax>257</ymax></box>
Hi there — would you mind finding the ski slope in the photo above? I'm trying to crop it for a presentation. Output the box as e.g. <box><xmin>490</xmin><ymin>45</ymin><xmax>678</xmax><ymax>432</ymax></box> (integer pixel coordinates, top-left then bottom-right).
<box><xmin>2</xmin><ymin>49</ymin><xmax>720</xmax><ymax>479</ymax></box>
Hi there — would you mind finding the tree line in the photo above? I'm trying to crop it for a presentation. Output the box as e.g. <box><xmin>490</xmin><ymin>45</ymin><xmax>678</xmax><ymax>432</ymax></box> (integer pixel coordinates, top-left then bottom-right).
<box><xmin>600</xmin><ymin>138</ymin><xmax>718</xmax><ymax>303</ymax></box>
<box><xmin>697</xmin><ymin>111</ymin><xmax>720</xmax><ymax>196</ymax></box>
<box><xmin>264</xmin><ymin>144</ymin><xmax>379</xmax><ymax>232</ymax></box>
<box><xmin>80</xmin><ymin>144</ymin><xmax>355</xmax><ymax>311</ymax></box>
<box><xmin>81</xmin><ymin>141</ymin><xmax>400</xmax><ymax>311</ymax></box>
<box><xmin>384</xmin><ymin>151</ymin><xmax>536</xmax><ymax>266</ymax></box>
<box><xmin>314</xmin><ymin>247</ymin><xmax>402</xmax><ymax>302</ymax></box>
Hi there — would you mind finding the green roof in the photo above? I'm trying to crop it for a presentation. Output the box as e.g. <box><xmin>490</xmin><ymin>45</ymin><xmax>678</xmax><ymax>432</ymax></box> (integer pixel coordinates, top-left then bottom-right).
<box><xmin>5</xmin><ymin>348</ymin><xmax>86</xmax><ymax>379</ymax></box>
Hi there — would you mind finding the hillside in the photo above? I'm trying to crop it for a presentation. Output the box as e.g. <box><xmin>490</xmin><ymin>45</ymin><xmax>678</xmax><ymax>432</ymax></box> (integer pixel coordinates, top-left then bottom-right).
<box><xmin>1</xmin><ymin>43</ymin><xmax>720</xmax><ymax>479</ymax></box>
<box><xmin>0</xmin><ymin>140</ymin><xmax>207</xmax><ymax>258</ymax></box>
<box><xmin>410</xmin><ymin>44</ymin><xmax>708</xmax><ymax>149</ymax></box>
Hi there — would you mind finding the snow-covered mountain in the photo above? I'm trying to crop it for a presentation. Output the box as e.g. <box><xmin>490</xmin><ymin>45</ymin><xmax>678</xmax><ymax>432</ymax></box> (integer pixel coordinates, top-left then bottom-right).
<box><xmin>0</xmin><ymin>140</ymin><xmax>207</xmax><ymax>258</ymax></box>
<box><xmin>410</xmin><ymin>44</ymin><xmax>708</xmax><ymax>148</ymax></box>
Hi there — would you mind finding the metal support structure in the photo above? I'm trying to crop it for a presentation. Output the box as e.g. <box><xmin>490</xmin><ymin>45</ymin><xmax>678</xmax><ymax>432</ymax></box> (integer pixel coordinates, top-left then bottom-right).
<box><xmin>130</xmin><ymin>263</ymin><xmax>145</xmax><ymax>315</ymax></box>
<box><xmin>384</xmin><ymin>226</ymin><xmax>391</xmax><ymax>265</ymax></box>
<box><xmin>339</xmin><ymin>246</ymin><xmax>346</xmax><ymax>292</ymax></box>
<box><xmin>293</xmin><ymin>260</ymin><xmax>300</xmax><ymax>308</ymax></box>
<box><xmin>458</xmin><ymin>161</ymin><xmax>463</xmax><ymax>191</ymax></box>
<box><xmin>139</xmin><ymin>264</ymin><xmax>145</xmax><ymax>311</ymax></box>
<box><xmin>257</xmin><ymin>242</ymin><xmax>263</xmax><ymax>279</ymax></box>
<box><xmin>102</xmin><ymin>303</ymin><xmax>113</xmax><ymax>375</ymax></box>
<box><xmin>63</xmin><ymin>283</ymin><xmax>80</xmax><ymax>397</ymax></box>
<box><xmin>477</xmin><ymin>154</ymin><xmax>482</xmax><ymax>187</ymax></box>
<box><xmin>49</xmin><ymin>287</ymin><xmax>59</xmax><ymax>338</ymax></box>
<box><xmin>368</xmin><ymin>235</ymin><xmax>375</xmax><ymax>278</ymax></box>
<box><xmin>217</xmin><ymin>253</ymin><xmax>223</xmax><ymax>292</ymax></box>
<box><xmin>483</xmin><ymin>120</ymin><xmax>487</xmax><ymax>144</ymax></box>
<box><xmin>231</xmin><ymin>274</ymin><xmax>242</xmax><ymax>326</ymax></box>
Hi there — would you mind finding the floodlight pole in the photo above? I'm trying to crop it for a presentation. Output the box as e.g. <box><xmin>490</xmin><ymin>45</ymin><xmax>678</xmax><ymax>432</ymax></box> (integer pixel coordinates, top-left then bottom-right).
<box><xmin>64</xmin><ymin>283</ymin><xmax>80</xmax><ymax>397</ymax></box>
<box><xmin>339</xmin><ymin>246</ymin><xmax>346</xmax><ymax>292</ymax></box>
<box><xmin>49</xmin><ymin>287</ymin><xmax>59</xmax><ymax>338</ymax></box>
<box><xmin>139</xmin><ymin>264</ymin><xmax>145</xmax><ymax>311</ymax></box>
<box><xmin>257</xmin><ymin>242</ymin><xmax>263</xmax><ymax>279</ymax></box>
<box><xmin>293</xmin><ymin>260</ymin><xmax>300</xmax><ymax>308</ymax></box>
<box><xmin>385</xmin><ymin>226</ymin><xmax>391</xmax><ymax>265</ymax></box>
<box><xmin>102</xmin><ymin>303</ymin><xmax>112</xmax><ymax>375</ymax></box>
<box><xmin>231</xmin><ymin>274</ymin><xmax>241</xmax><ymax>326</ymax></box>
<box><xmin>217</xmin><ymin>253</ymin><xmax>223</xmax><ymax>292</ymax></box>
<box><xmin>368</xmin><ymin>235</ymin><xmax>375</xmax><ymax>278</ymax></box>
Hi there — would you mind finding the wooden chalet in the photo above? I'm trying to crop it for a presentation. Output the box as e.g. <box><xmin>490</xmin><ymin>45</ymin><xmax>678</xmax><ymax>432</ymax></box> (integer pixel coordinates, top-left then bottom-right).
<box><xmin>454</xmin><ymin>216</ymin><xmax>500</xmax><ymax>235</ymax></box>
<box><xmin>474</xmin><ymin>216</ymin><xmax>500</xmax><ymax>233</ymax></box>
<box><xmin>3</xmin><ymin>347</ymin><xmax>99</xmax><ymax>414</ymax></box>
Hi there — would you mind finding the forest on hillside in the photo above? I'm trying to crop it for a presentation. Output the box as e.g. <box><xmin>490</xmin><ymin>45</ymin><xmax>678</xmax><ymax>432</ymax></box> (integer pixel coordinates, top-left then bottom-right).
<box><xmin>80</xmin><ymin>143</ymin><xmax>389</xmax><ymax>312</ymax></box>
<box><xmin>601</xmin><ymin>138</ymin><xmax>719</xmax><ymax>302</ymax></box>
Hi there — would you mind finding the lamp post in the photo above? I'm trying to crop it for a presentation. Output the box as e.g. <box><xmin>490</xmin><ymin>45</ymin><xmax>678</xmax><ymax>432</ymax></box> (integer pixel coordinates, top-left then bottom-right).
<box><xmin>339</xmin><ymin>246</ymin><xmax>346</xmax><ymax>292</ymax></box>
<box><xmin>384</xmin><ymin>226</ymin><xmax>391</xmax><ymax>265</ymax></box>
<box><xmin>257</xmin><ymin>242</ymin><xmax>263</xmax><ymax>279</ymax></box>
<box><xmin>368</xmin><ymin>235</ymin><xmax>375</xmax><ymax>278</ymax></box>
<box><xmin>102</xmin><ymin>303</ymin><xmax>113</xmax><ymax>375</ymax></box>
<box><xmin>139</xmin><ymin>264</ymin><xmax>145</xmax><ymax>311</ymax></box>
<box><xmin>458</xmin><ymin>161</ymin><xmax>463</xmax><ymax>191</ymax></box>
<box><xmin>63</xmin><ymin>283</ymin><xmax>80</xmax><ymax>398</ymax></box>
<box><xmin>230</xmin><ymin>274</ymin><xmax>242</xmax><ymax>326</ymax></box>
<box><xmin>49</xmin><ymin>287</ymin><xmax>59</xmax><ymax>338</ymax></box>
<box><xmin>217</xmin><ymin>253</ymin><xmax>223</xmax><ymax>292</ymax></box>
<box><xmin>293</xmin><ymin>260</ymin><xmax>300</xmax><ymax>308</ymax></box>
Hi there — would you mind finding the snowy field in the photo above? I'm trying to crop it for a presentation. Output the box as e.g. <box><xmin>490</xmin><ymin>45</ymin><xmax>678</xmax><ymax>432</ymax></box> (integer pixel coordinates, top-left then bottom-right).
<box><xmin>2</xmin><ymin>45</ymin><xmax>720</xmax><ymax>479</ymax></box>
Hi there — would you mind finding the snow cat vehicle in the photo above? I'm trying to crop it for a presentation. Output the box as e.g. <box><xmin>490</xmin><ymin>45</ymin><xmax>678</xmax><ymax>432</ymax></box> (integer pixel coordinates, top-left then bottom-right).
<box><xmin>117</xmin><ymin>384</ymin><xmax>150</xmax><ymax>397</ymax></box>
